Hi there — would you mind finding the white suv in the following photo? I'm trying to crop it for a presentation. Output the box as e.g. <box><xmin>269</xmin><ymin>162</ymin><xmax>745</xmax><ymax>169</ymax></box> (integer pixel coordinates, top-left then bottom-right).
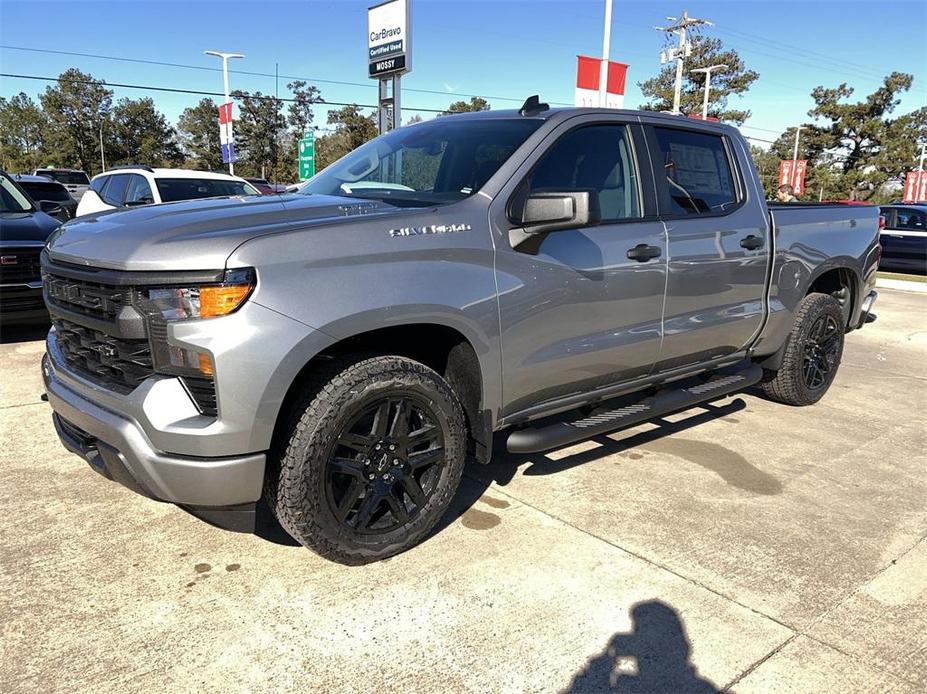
<box><xmin>76</xmin><ymin>167</ymin><xmax>260</xmax><ymax>217</ymax></box>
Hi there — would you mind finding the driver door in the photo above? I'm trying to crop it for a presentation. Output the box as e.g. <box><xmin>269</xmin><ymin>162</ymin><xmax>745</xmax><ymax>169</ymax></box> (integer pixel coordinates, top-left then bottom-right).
<box><xmin>492</xmin><ymin>119</ymin><xmax>668</xmax><ymax>418</ymax></box>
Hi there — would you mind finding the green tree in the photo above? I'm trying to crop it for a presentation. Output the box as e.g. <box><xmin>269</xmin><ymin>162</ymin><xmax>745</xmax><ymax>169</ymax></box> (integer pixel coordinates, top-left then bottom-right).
<box><xmin>286</xmin><ymin>80</ymin><xmax>323</xmax><ymax>138</ymax></box>
<box><xmin>638</xmin><ymin>36</ymin><xmax>758</xmax><ymax>124</ymax></box>
<box><xmin>177</xmin><ymin>98</ymin><xmax>222</xmax><ymax>171</ymax></box>
<box><xmin>230</xmin><ymin>90</ymin><xmax>287</xmax><ymax>178</ymax></box>
<box><xmin>108</xmin><ymin>97</ymin><xmax>182</xmax><ymax>168</ymax></box>
<box><xmin>0</xmin><ymin>92</ymin><xmax>51</xmax><ymax>172</ymax></box>
<box><xmin>39</xmin><ymin>69</ymin><xmax>113</xmax><ymax>175</ymax></box>
<box><xmin>444</xmin><ymin>96</ymin><xmax>489</xmax><ymax>114</ymax></box>
<box><xmin>804</xmin><ymin>72</ymin><xmax>926</xmax><ymax>200</ymax></box>
<box><xmin>314</xmin><ymin>104</ymin><xmax>378</xmax><ymax>171</ymax></box>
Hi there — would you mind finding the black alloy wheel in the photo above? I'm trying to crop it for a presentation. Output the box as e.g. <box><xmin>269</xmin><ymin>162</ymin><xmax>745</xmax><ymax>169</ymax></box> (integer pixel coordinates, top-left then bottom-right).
<box><xmin>801</xmin><ymin>314</ymin><xmax>840</xmax><ymax>390</ymax></box>
<box><xmin>325</xmin><ymin>394</ymin><xmax>446</xmax><ymax>535</ymax></box>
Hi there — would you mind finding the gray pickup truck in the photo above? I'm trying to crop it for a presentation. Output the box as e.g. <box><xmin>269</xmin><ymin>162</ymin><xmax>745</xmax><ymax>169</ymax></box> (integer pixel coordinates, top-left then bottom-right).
<box><xmin>41</xmin><ymin>100</ymin><xmax>880</xmax><ymax>564</ymax></box>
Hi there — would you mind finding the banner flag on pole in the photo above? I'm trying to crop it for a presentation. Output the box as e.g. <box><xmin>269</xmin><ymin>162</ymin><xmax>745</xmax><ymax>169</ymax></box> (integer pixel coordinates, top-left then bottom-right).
<box><xmin>902</xmin><ymin>170</ymin><xmax>927</xmax><ymax>203</ymax></box>
<box><xmin>218</xmin><ymin>102</ymin><xmax>236</xmax><ymax>164</ymax></box>
<box><xmin>778</xmin><ymin>159</ymin><xmax>808</xmax><ymax>195</ymax></box>
<box><xmin>575</xmin><ymin>55</ymin><xmax>628</xmax><ymax>108</ymax></box>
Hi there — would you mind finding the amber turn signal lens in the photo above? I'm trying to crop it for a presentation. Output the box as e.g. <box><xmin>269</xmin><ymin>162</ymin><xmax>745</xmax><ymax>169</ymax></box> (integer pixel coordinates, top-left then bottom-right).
<box><xmin>199</xmin><ymin>284</ymin><xmax>252</xmax><ymax>318</ymax></box>
<box><xmin>197</xmin><ymin>352</ymin><xmax>215</xmax><ymax>376</ymax></box>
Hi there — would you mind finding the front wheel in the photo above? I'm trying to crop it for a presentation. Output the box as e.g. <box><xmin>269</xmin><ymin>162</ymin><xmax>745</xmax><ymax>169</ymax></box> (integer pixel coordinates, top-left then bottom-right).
<box><xmin>267</xmin><ymin>355</ymin><xmax>466</xmax><ymax>565</ymax></box>
<box><xmin>760</xmin><ymin>292</ymin><xmax>846</xmax><ymax>406</ymax></box>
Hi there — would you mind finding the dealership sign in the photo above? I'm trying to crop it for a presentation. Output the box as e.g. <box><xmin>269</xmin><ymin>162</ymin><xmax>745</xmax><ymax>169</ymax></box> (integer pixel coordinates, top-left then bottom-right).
<box><xmin>368</xmin><ymin>0</ymin><xmax>410</xmax><ymax>78</ymax></box>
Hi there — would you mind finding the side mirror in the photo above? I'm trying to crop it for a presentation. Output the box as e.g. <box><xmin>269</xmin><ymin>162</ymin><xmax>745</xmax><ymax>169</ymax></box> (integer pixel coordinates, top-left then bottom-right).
<box><xmin>509</xmin><ymin>190</ymin><xmax>601</xmax><ymax>253</ymax></box>
<box><xmin>39</xmin><ymin>200</ymin><xmax>63</xmax><ymax>217</ymax></box>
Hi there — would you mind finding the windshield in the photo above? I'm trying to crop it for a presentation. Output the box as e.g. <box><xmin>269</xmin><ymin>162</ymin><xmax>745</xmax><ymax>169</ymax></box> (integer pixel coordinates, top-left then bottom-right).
<box><xmin>301</xmin><ymin>117</ymin><xmax>542</xmax><ymax>207</ymax></box>
<box><xmin>35</xmin><ymin>170</ymin><xmax>89</xmax><ymax>185</ymax></box>
<box><xmin>155</xmin><ymin>178</ymin><xmax>259</xmax><ymax>203</ymax></box>
<box><xmin>0</xmin><ymin>174</ymin><xmax>34</xmax><ymax>213</ymax></box>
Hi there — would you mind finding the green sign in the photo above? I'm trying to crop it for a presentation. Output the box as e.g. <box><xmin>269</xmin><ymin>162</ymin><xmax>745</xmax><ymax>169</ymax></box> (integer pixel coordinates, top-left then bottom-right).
<box><xmin>298</xmin><ymin>132</ymin><xmax>315</xmax><ymax>181</ymax></box>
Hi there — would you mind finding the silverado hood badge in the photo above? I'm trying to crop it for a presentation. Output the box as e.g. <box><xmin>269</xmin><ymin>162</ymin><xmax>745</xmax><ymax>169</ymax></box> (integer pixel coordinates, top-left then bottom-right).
<box><xmin>388</xmin><ymin>223</ymin><xmax>472</xmax><ymax>238</ymax></box>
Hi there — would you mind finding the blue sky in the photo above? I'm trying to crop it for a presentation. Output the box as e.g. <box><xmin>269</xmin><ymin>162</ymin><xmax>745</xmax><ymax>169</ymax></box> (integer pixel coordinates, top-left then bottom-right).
<box><xmin>1</xmin><ymin>0</ymin><xmax>925</xmax><ymax>148</ymax></box>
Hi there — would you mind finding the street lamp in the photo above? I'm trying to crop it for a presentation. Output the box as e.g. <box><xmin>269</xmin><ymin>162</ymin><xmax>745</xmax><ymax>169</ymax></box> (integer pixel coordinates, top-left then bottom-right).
<box><xmin>689</xmin><ymin>63</ymin><xmax>728</xmax><ymax>120</ymax></box>
<box><xmin>204</xmin><ymin>50</ymin><xmax>245</xmax><ymax>175</ymax></box>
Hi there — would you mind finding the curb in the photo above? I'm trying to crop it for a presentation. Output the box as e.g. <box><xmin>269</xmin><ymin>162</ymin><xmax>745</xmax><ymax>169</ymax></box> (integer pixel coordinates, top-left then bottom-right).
<box><xmin>876</xmin><ymin>277</ymin><xmax>927</xmax><ymax>293</ymax></box>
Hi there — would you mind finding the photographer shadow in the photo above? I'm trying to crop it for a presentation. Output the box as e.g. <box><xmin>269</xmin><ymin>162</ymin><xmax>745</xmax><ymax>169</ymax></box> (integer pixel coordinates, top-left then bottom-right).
<box><xmin>566</xmin><ymin>600</ymin><xmax>719</xmax><ymax>693</ymax></box>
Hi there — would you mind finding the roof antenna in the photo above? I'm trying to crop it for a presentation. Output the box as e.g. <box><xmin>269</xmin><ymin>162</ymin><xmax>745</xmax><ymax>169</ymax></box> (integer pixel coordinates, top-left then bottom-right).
<box><xmin>519</xmin><ymin>95</ymin><xmax>549</xmax><ymax>116</ymax></box>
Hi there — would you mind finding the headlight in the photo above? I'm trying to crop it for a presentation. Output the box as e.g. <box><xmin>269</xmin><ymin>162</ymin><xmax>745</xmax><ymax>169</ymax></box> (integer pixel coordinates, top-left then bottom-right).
<box><xmin>143</xmin><ymin>268</ymin><xmax>254</xmax><ymax>322</ymax></box>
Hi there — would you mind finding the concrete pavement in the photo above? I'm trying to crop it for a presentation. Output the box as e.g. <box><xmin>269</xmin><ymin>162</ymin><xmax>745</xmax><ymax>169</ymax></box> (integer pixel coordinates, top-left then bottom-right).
<box><xmin>1</xmin><ymin>287</ymin><xmax>924</xmax><ymax>693</ymax></box>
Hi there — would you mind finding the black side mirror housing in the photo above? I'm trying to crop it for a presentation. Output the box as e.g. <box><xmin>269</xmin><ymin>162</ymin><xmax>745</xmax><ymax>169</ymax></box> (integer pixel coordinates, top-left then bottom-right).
<box><xmin>509</xmin><ymin>190</ymin><xmax>601</xmax><ymax>253</ymax></box>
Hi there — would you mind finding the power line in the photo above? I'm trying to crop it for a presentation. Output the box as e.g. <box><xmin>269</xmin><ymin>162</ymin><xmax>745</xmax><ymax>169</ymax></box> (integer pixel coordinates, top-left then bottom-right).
<box><xmin>0</xmin><ymin>72</ymin><xmax>447</xmax><ymax>114</ymax></box>
<box><xmin>0</xmin><ymin>44</ymin><xmax>574</xmax><ymax>107</ymax></box>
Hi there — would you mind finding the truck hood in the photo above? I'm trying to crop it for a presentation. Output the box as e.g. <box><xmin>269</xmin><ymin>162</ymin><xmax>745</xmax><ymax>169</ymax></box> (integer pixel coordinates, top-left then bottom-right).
<box><xmin>1</xmin><ymin>210</ymin><xmax>61</xmax><ymax>244</ymax></box>
<box><xmin>46</xmin><ymin>193</ymin><xmax>399</xmax><ymax>271</ymax></box>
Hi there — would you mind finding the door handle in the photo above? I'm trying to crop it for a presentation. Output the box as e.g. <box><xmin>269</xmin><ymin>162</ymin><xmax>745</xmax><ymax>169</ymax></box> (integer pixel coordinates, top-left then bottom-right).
<box><xmin>627</xmin><ymin>244</ymin><xmax>662</xmax><ymax>262</ymax></box>
<box><xmin>740</xmin><ymin>234</ymin><xmax>764</xmax><ymax>250</ymax></box>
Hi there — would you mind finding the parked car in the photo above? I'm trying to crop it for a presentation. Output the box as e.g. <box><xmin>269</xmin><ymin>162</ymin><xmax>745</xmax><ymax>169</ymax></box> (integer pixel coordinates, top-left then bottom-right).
<box><xmin>245</xmin><ymin>177</ymin><xmax>275</xmax><ymax>195</ymax></box>
<box><xmin>41</xmin><ymin>102</ymin><xmax>880</xmax><ymax>564</ymax></box>
<box><xmin>76</xmin><ymin>167</ymin><xmax>260</xmax><ymax>217</ymax></box>
<box><xmin>879</xmin><ymin>204</ymin><xmax>926</xmax><ymax>273</ymax></box>
<box><xmin>12</xmin><ymin>174</ymin><xmax>77</xmax><ymax>222</ymax></box>
<box><xmin>0</xmin><ymin>170</ymin><xmax>61</xmax><ymax>323</ymax></box>
<box><xmin>32</xmin><ymin>168</ymin><xmax>90</xmax><ymax>202</ymax></box>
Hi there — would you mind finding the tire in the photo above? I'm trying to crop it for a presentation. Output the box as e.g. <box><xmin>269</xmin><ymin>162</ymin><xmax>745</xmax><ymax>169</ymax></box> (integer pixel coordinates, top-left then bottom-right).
<box><xmin>266</xmin><ymin>354</ymin><xmax>466</xmax><ymax>565</ymax></box>
<box><xmin>760</xmin><ymin>292</ymin><xmax>846</xmax><ymax>406</ymax></box>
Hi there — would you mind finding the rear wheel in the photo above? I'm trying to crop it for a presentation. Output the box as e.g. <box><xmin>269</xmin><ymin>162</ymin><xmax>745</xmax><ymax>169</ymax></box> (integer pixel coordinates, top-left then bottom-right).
<box><xmin>267</xmin><ymin>355</ymin><xmax>466</xmax><ymax>565</ymax></box>
<box><xmin>760</xmin><ymin>292</ymin><xmax>845</xmax><ymax>406</ymax></box>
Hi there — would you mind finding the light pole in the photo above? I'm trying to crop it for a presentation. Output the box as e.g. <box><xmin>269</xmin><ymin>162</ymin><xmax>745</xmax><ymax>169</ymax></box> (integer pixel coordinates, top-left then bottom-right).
<box><xmin>599</xmin><ymin>0</ymin><xmax>613</xmax><ymax>108</ymax></box>
<box><xmin>689</xmin><ymin>63</ymin><xmax>727</xmax><ymax>119</ymax></box>
<box><xmin>204</xmin><ymin>50</ymin><xmax>245</xmax><ymax>175</ymax></box>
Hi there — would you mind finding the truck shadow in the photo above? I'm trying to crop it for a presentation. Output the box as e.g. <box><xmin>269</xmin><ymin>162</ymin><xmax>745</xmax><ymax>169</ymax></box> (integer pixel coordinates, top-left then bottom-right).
<box><xmin>564</xmin><ymin>599</ymin><xmax>720</xmax><ymax>693</ymax></box>
<box><xmin>435</xmin><ymin>397</ymin><xmax>781</xmax><ymax>538</ymax></box>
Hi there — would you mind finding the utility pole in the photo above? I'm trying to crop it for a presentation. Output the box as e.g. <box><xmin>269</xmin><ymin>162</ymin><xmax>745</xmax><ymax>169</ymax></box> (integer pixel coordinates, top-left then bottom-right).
<box><xmin>99</xmin><ymin>121</ymin><xmax>106</xmax><ymax>173</ymax></box>
<box><xmin>599</xmin><ymin>0</ymin><xmax>613</xmax><ymax>108</ymax></box>
<box><xmin>204</xmin><ymin>50</ymin><xmax>245</xmax><ymax>175</ymax></box>
<box><xmin>689</xmin><ymin>63</ymin><xmax>727</xmax><ymax>119</ymax></box>
<box><xmin>918</xmin><ymin>141</ymin><xmax>926</xmax><ymax>172</ymax></box>
<box><xmin>656</xmin><ymin>10</ymin><xmax>711</xmax><ymax>114</ymax></box>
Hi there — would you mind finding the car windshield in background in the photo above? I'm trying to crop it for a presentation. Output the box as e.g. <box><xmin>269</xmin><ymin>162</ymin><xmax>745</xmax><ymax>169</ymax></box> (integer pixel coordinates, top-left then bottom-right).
<box><xmin>155</xmin><ymin>179</ymin><xmax>258</xmax><ymax>203</ymax></box>
<box><xmin>300</xmin><ymin>118</ymin><xmax>543</xmax><ymax>207</ymax></box>
<box><xmin>20</xmin><ymin>182</ymin><xmax>72</xmax><ymax>202</ymax></box>
<box><xmin>0</xmin><ymin>174</ymin><xmax>34</xmax><ymax>213</ymax></box>
<box><xmin>36</xmin><ymin>170</ymin><xmax>90</xmax><ymax>185</ymax></box>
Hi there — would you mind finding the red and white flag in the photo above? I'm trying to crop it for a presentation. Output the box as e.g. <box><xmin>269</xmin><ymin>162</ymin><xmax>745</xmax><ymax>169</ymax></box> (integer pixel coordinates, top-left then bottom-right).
<box><xmin>575</xmin><ymin>55</ymin><xmax>628</xmax><ymax>109</ymax></box>
<box><xmin>902</xmin><ymin>170</ymin><xmax>927</xmax><ymax>203</ymax></box>
<box><xmin>778</xmin><ymin>159</ymin><xmax>808</xmax><ymax>195</ymax></box>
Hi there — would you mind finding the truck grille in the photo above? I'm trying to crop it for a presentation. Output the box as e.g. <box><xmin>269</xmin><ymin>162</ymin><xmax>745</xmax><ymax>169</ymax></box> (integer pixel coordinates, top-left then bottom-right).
<box><xmin>0</xmin><ymin>247</ymin><xmax>42</xmax><ymax>284</ymax></box>
<box><xmin>52</xmin><ymin>317</ymin><xmax>153</xmax><ymax>394</ymax></box>
<box><xmin>43</xmin><ymin>273</ymin><xmax>128</xmax><ymax>321</ymax></box>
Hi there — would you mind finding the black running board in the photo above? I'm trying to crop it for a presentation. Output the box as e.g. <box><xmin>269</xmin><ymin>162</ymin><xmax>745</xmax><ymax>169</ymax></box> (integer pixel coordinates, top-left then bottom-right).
<box><xmin>506</xmin><ymin>363</ymin><xmax>763</xmax><ymax>454</ymax></box>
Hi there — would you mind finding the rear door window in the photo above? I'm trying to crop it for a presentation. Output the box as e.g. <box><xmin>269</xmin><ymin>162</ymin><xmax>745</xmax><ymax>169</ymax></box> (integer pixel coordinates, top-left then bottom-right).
<box><xmin>652</xmin><ymin>127</ymin><xmax>739</xmax><ymax>216</ymax></box>
<box><xmin>102</xmin><ymin>174</ymin><xmax>130</xmax><ymax>206</ymax></box>
<box><xmin>125</xmin><ymin>175</ymin><xmax>154</xmax><ymax>205</ymax></box>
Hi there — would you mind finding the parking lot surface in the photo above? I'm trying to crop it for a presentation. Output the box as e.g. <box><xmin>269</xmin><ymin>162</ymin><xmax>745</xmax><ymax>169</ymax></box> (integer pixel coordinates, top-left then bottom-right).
<box><xmin>1</xmin><ymin>287</ymin><xmax>924</xmax><ymax>693</ymax></box>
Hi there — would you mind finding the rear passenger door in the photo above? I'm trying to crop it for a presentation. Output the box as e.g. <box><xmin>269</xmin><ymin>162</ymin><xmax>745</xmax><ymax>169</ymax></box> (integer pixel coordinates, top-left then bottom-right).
<box><xmin>493</xmin><ymin>118</ymin><xmax>668</xmax><ymax>417</ymax></box>
<box><xmin>645</xmin><ymin>124</ymin><xmax>769</xmax><ymax>372</ymax></box>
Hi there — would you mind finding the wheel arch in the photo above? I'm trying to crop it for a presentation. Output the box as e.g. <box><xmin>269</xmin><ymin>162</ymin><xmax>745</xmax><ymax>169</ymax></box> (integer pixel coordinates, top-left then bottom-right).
<box><xmin>271</xmin><ymin>320</ymin><xmax>494</xmax><ymax>464</ymax></box>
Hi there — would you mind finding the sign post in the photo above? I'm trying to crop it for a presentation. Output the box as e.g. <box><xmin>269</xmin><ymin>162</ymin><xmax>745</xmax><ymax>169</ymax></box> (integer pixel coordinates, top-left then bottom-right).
<box><xmin>368</xmin><ymin>0</ymin><xmax>411</xmax><ymax>133</ymax></box>
<box><xmin>298</xmin><ymin>132</ymin><xmax>315</xmax><ymax>181</ymax></box>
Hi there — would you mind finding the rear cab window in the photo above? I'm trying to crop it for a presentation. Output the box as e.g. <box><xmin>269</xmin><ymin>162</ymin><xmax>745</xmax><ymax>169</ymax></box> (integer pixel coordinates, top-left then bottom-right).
<box><xmin>36</xmin><ymin>170</ymin><xmax>90</xmax><ymax>186</ymax></box>
<box><xmin>651</xmin><ymin>127</ymin><xmax>740</xmax><ymax>216</ymax></box>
